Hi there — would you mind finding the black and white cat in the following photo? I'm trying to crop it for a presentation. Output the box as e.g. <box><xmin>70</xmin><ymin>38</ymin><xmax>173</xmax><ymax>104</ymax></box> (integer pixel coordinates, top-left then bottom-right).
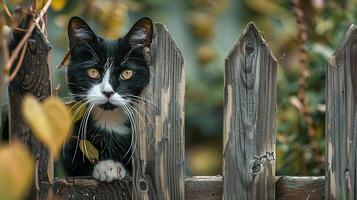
<box><xmin>61</xmin><ymin>16</ymin><xmax>152</xmax><ymax>182</ymax></box>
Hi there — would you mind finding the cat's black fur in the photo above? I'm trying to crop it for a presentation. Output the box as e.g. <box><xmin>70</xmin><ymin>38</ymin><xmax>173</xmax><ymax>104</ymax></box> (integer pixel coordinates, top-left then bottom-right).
<box><xmin>61</xmin><ymin>17</ymin><xmax>152</xmax><ymax>176</ymax></box>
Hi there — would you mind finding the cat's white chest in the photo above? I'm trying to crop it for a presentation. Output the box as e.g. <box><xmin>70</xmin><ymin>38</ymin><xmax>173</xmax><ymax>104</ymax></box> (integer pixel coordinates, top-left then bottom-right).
<box><xmin>91</xmin><ymin>106</ymin><xmax>130</xmax><ymax>135</ymax></box>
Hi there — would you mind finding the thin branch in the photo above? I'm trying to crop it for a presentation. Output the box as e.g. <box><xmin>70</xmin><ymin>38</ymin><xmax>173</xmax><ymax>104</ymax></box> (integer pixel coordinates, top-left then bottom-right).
<box><xmin>292</xmin><ymin>0</ymin><xmax>321</xmax><ymax>163</ymax></box>
<box><xmin>7</xmin><ymin>40</ymin><xmax>28</xmax><ymax>82</ymax></box>
<box><xmin>4</xmin><ymin>0</ymin><xmax>52</xmax><ymax>81</ymax></box>
<box><xmin>54</xmin><ymin>83</ymin><xmax>60</xmax><ymax>96</ymax></box>
<box><xmin>0</xmin><ymin>22</ymin><xmax>9</xmax><ymax>137</ymax></box>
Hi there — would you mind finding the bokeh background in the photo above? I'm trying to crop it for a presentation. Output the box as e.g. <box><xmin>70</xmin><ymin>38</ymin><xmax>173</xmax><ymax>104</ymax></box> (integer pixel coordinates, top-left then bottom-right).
<box><xmin>43</xmin><ymin>0</ymin><xmax>357</xmax><ymax>176</ymax></box>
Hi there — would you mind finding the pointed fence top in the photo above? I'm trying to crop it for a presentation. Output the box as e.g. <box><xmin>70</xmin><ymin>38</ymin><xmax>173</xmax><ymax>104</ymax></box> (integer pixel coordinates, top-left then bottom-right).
<box><xmin>328</xmin><ymin>24</ymin><xmax>357</xmax><ymax>66</ymax></box>
<box><xmin>226</xmin><ymin>22</ymin><xmax>277</xmax><ymax>63</ymax></box>
<box><xmin>152</xmin><ymin>23</ymin><xmax>184</xmax><ymax>61</ymax></box>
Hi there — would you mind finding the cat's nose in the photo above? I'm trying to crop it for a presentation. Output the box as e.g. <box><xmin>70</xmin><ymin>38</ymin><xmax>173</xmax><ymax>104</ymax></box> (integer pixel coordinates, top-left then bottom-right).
<box><xmin>102</xmin><ymin>91</ymin><xmax>114</xmax><ymax>98</ymax></box>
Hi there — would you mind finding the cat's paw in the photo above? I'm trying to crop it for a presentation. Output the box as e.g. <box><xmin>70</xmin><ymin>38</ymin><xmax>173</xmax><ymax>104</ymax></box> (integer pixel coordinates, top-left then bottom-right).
<box><xmin>92</xmin><ymin>160</ymin><xmax>126</xmax><ymax>182</ymax></box>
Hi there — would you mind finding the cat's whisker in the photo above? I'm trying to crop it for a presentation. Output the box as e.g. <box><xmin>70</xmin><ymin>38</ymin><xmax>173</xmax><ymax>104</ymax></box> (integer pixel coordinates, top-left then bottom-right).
<box><xmin>69</xmin><ymin>100</ymin><xmax>90</xmax><ymax>120</ymax></box>
<box><xmin>124</xmin><ymin>94</ymin><xmax>157</xmax><ymax>107</ymax></box>
<box><xmin>67</xmin><ymin>98</ymin><xmax>87</xmax><ymax>108</ymax></box>
<box><xmin>121</xmin><ymin>107</ymin><xmax>135</xmax><ymax>154</ymax></box>
<box><xmin>126</xmin><ymin>103</ymin><xmax>145</xmax><ymax>124</ymax></box>
<box><xmin>121</xmin><ymin>106</ymin><xmax>136</xmax><ymax>160</ymax></box>
<box><xmin>122</xmin><ymin>105</ymin><xmax>139</xmax><ymax>163</ymax></box>
<box><xmin>127</xmin><ymin>107</ymin><xmax>140</xmax><ymax>164</ymax></box>
<box><xmin>69</xmin><ymin>93</ymin><xmax>88</xmax><ymax>97</ymax></box>
<box><xmin>109</xmin><ymin>132</ymin><xmax>129</xmax><ymax>153</ymax></box>
<box><xmin>60</xmin><ymin>97</ymin><xmax>78</xmax><ymax>100</ymax></box>
<box><xmin>78</xmin><ymin>109</ymin><xmax>88</xmax><ymax>163</ymax></box>
<box><xmin>124</xmin><ymin>103</ymin><xmax>152</xmax><ymax>161</ymax></box>
<box><xmin>62</xmin><ymin>99</ymin><xmax>91</xmax><ymax>159</ymax></box>
<box><xmin>128</xmin><ymin>99</ymin><xmax>150</xmax><ymax>113</ymax></box>
<box><xmin>128</xmin><ymin>100</ymin><xmax>154</xmax><ymax>125</ymax></box>
<box><xmin>82</xmin><ymin>104</ymin><xmax>95</xmax><ymax>161</ymax></box>
<box><xmin>72</xmin><ymin>103</ymin><xmax>92</xmax><ymax>164</ymax></box>
<box><xmin>79</xmin><ymin>103</ymin><xmax>94</xmax><ymax>163</ymax></box>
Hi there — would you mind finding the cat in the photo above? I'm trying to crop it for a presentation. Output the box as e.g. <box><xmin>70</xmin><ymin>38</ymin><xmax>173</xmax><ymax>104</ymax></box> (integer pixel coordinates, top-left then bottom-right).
<box><xmin>61</xmin><ymin>16</ymin><xmax>152</xmax><ymax>182</ymax></box>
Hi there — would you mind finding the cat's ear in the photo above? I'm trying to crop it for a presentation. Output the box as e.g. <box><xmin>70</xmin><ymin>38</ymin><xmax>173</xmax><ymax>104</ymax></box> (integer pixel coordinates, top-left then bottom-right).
<box><xmin>125</xmin><ymin>17</ymin><xmax>153</xmax><ymax>49</ymax></box>
<box><xmin>68</xmin><ymin>16</ymin><xmax>97</xmax><ymax>49</ymax></box>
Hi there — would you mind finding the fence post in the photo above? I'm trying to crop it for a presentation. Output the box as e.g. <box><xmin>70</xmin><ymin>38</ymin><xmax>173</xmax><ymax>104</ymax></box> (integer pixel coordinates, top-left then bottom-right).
<box><xmin>223</xmin><ymin>22</ymin><xmax>277</xmax><ymax>199</ymax></box>
<box><xmin>8</xmin><ymin>18</ymin><xmax>53</xmax><ymax>199</ymax></box>
<box><xmin>132</xmin><ymin>23</ymin><xmax>185</xmax><ymax>200</ymax></box>
<box><xmin>326</xmin><ymin>24</ymin><xmax>357</xmax><ymax>200</ymax></box>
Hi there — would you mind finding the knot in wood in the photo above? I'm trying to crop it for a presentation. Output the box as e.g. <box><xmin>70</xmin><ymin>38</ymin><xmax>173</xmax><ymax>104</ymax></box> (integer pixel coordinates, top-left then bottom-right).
<box><xmin>249</xmin><ymin>159</ymin><xmax>263</xmax><ymax>175</ymax></box>
<box><xmin>249</xmin><ymin>152</ymin><xmax>275</xmax><ymax>175</ymax></box>
<box><xmin>138</xmin><ymin>178</ymin><xmax>149</xmax><ymax>192</ymax></box>
<box><xmin>28</xmin><ymin>38</ymin><xmax>38</xmax><ymax>54</ymax></box>
<box><xmin>245</xmin><ymin>43</ymin><xmax>254</xmax><ymax>55</ymax></box>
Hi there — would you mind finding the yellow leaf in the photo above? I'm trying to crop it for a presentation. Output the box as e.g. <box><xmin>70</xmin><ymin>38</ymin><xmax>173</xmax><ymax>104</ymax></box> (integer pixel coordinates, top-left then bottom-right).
<box><xmin>51</xmin><ymin>0</ymin><xmax>67</xmax><ymax>11</ymax></box>
<box><xmin>79</xmin><ymin>140</ymin><xmax>99</xmax><ymax>164</ymax></box>
<box><xmin>66</xmin><ymin>101</ymin><xmax>87</xmax><ymax>122</ymax></box>
<box><xmin>0</xmin><ymin>142</ymin><xmax>34</xmax><ymax>200</ymax></box>
<box><xmin>22</xmin><ymin>96</ymin><xmax>72</xmax><ymax>159</ymax></box>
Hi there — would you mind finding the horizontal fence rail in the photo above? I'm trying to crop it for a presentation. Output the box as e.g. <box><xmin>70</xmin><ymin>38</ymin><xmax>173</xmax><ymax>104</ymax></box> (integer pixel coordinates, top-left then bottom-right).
<box><xmin>53</xmin><ymin>176</ymin><xmax>325</xmax><ymax>200</ymax></box>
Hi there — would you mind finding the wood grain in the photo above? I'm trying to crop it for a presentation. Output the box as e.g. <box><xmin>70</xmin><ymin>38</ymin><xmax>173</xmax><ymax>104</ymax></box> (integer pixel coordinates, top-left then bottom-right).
<box><xmin>8</xmin><ymin>20</ymin><xmax>52</xmax><ymax>199</ymax></box>
<box><xmin>132</xmin><ymin>23</ymin><xmax>185</xmax><ymax>200</ymax></box>
<box><xmin>53</xmin><ymin>177</ymin><xmax>132</xmax><ymax>200</ymax></box>
<box><xmin>185</xmin><ymin>176</ymin><xmax>223</xmax><ymax>200</ymax></box>
<box><xmin>276</xmin><ymin>176</ymin><xmax>324</xmax><ymax>200</ymax></box>
<box><xmin>223</xmin><ymin>22</ymin><xmax>277</xmax><ymax>200</ymax></box>
<box><xmin>326</xmin><ymin>24</ymin><xmax>357</xmax><ymax>200</ymax></box>
<box><xmin>53</xmin><ymin>176</ymin><xmax>325</xmax><ymax>200</ymax></box>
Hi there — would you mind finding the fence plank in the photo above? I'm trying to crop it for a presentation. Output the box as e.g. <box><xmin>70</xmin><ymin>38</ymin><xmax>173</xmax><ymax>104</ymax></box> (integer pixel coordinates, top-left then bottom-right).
<box><xmin>326</xmin><ymin>24</ymin><xmax>357</xmax><ymax>200</ymax></box>
<box><xmin>8</xmin><ymin>21</ymin><xmax>52</xmax><ymax>199</ymax></box>
<box><xmin>132</xmin><ymin>23</ymin><xmax>185</xmax><ymax>200</ymax></box>
<box><xmin>223</xmin><ymin>22</ymin><xmax>277</xmax><ymax>200</ymax></box>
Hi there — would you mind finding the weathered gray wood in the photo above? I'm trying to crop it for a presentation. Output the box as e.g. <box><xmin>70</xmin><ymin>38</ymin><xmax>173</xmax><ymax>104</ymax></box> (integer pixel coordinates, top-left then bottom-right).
<box><xmin>53</xmin><ymin>176</ymin><xmax>325</xmax><ymax>200</ymax></box>
<box><xmin>223</xmin><ymin>22</ymin><xmax>277</xmax><ymax>200</ymax></box>
<box><xmin>326</xmin><ymin>24</ymin><xmax>357</xmax><ymax>200</ymax></box>
<box><xmin>8</xmin><ymin>19</ymin><xmax>52</xmax><ymax>199</ymax></box>
<box><xmin>276</xmin><ymin>176</ymin><xmax>324</xmax><ymax>200</ymax></box>
<box><xmin>53</xmin><ymin>177</ymin><xmax>132</xmax><ymax>200</ymax></box>
<box><xmin>185</xmin><ymin>176</ymin><xmax>223</xmax><ymax>200</ymax></box>
<box><xmin>132</xmin><ymin>23</ymin><xmax>185</xmax><ymax>200</ymax></box>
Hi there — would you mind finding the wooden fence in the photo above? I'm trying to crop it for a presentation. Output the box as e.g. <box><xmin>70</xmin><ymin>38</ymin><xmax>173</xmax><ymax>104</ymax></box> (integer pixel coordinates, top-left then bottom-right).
<box><xmin>5</xmin><ymin>18</ymin><xmax>357</xmax><ymax>199</ymax></box>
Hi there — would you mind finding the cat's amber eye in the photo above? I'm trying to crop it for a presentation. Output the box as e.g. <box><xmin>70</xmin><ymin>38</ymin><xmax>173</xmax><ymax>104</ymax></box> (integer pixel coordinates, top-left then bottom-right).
<box><xmin>120</xmin><ymin>69</ymin><xmax>134</xmax><ymax>80</ymax></box>
<box><xmin>87</xmin><ymin>68</ymin><xmax>100</xmax><ymax>79</ymax></box>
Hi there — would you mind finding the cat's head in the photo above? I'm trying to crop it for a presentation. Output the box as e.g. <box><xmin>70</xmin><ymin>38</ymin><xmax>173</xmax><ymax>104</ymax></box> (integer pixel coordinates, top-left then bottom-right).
<box><xmin>67</xmin><ymin>17</ymin><xmax>153</xmax><ymax>110</ymax></box>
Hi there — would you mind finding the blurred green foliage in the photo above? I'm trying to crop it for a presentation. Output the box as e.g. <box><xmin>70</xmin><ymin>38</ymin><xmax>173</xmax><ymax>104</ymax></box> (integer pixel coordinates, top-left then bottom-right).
<box><xmin>29</xmin><ymin>0</ymin><xmax>357</xmax><ymax>176</ymax></box>
<box><xmin>244</xmin><ymin>0</ymin><xmax>357</xmax><ymax>175</ymax></box>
